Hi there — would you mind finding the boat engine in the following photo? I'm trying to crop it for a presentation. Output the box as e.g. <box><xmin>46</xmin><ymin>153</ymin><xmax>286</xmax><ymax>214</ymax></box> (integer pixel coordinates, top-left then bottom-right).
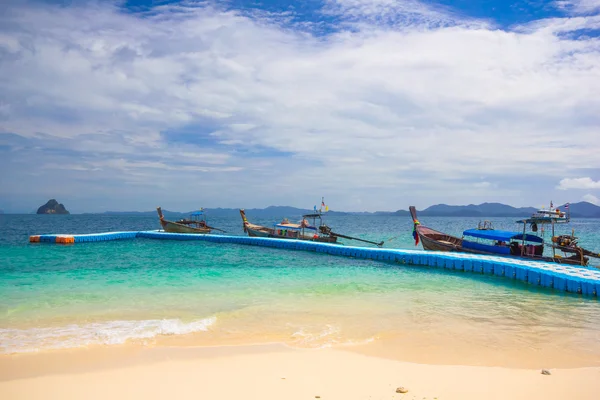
<box><xmin>319</xmin><ymin>225</ymin><xmax>332</xmax><ymax>235</ymax></box>
<box><xmin>552</xmin><ymin>235</ymin><xmax>577</xmax><ymax>247</ymax></box>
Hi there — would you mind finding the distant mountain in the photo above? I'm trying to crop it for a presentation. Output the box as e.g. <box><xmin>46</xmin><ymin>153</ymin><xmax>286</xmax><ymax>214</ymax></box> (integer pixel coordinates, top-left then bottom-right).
<box><xmin>88</xmin><ymin>209</ymin><xmax>186</xmax><ymax>218</ymax></box>
<box><xmin>80</xmin><ymin>201</ymin><xmax>600</xmax><ymax>218</ymax></box>
<box><xmin>95</xmin><ymin>206</ymin><xmax>314</xmax><ymax>218</ymax></box>
<box><xmin>397</xmin><ymin>201</ymin><xmax>600</xmax><ymax>218</ymax></box>
<box><xmin>414</xmin><ymin>202</ymin><xmax>537</xmax><ymax>217</ymax></box>
<box><xmin>183</xmin><ymin>206</ymin><xmax>313</xmax><ymax>218</ymax></box>
<box><xmin>560</xmin><ymin>202</ymin><xmax>600</xmax><ymax>218</ymax></box>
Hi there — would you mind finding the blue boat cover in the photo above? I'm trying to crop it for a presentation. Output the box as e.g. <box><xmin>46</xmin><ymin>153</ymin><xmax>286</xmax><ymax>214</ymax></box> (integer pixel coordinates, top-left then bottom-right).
<box><xmin>190</xmin><ymin>211</ymin><xmax>204</xmax><ymax>216</ymax></box>
<box><xmin>463</xmin><ymin>229</ymin><xmax>543</xmax><ymax>243</ymax></box>
<box><xmin>462</xmin><ymin>240</ymin><xmax>511</xmax><ymax>255</ymax></box>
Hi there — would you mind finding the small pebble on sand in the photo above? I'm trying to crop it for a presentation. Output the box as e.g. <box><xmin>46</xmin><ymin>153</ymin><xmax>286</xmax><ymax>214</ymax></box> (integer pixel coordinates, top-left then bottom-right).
<box><xmin>541</xmin><ymin>369</ymin><xmax>551</xmax><ymax>375</ymax></box>
<box><xmin>396</xmin><ymin>387</ymin><xmax>409</xmax><ymax>394</ymax></box>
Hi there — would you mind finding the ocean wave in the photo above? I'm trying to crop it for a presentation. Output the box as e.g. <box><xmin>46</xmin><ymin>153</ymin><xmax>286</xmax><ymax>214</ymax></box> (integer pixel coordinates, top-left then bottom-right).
<box><xmin>289</xmin><ymin>324</ymin><xmax>375</xmax><ymax>349</ymax></box>
<box><xmin>0</xmin><ymin>317</ymin><xmax>216</xmax><ymax>354</ymax></box>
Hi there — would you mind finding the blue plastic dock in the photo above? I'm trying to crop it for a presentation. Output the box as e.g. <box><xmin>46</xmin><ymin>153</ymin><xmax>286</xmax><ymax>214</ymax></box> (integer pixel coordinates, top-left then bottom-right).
<box><xmin>30</xmin><ymin>230</ymin><xmax>600</xmax><ymax>298</ymax></box>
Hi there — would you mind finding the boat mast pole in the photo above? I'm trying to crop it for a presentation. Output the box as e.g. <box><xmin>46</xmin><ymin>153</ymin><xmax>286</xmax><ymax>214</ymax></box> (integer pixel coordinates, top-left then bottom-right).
<box><xmin>521</xmin><ymin>222</ymin><xmax>526</xmax><ymax>256</ymax></box>
<box><xmin>552</xmin><ymin>218</ymin><xmax>556</xmax><ymax>258</ymax></box>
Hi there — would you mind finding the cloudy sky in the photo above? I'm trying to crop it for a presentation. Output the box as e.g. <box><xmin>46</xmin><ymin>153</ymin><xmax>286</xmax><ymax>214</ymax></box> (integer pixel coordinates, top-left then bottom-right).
<box><xmin>1</xmin><ymin>0</ymin><xmax>599</xmax><ymax>213</ymax></box>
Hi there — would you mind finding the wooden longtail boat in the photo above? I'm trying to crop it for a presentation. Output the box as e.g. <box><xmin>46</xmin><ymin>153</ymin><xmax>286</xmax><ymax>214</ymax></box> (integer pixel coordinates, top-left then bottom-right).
<box><xmin>239</xmin><ymin>209</ymin><xmax>338</xmax><ymax>243</ymax></box>
<box><xmin>409</xmin><ymin>206</ymin><xmax>593</xmax><ymax>266</ymax></box>
<box><xmin>156</xmin><ymin>207</ymin><xmax>224</xmax><ymax>234</ymax></box>
<box><xmin>239</xmin><ymin>208</ymin><xmax>385</xmax><ymax>246</ymax></box>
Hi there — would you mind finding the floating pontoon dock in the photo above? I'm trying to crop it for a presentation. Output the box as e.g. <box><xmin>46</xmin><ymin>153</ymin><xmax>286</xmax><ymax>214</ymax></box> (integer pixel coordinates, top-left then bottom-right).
<box><xmin>29</xmin><ymin>231</ymin><xmax>600</xmax><ymax>298</ymax></box>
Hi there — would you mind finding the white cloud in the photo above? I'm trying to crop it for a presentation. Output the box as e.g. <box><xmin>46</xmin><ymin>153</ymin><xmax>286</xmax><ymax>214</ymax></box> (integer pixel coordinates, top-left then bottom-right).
<box><xmin>582</xmin><ymin>194</ymin><xmax>600</xmax><ymax>204</ymax></box>
<box><xmin>555</xmin><ymin>0</ymin><xmax>600</xmax><ymax>14</ymax></box>
<box><xmin>0</xmin><ymin>1</ymin><xmax>600</xmax><ymax>212</ymax></box>
<box><xmin>322</xmin><ymin>0</ymin><xmax>485</xmax><ymax>29</ymax></box>
<box><xmin>557</xmin><ymin>177</ymin><xmax>600</xmax><ymax>190</ymax></box>
<box><xmin>515</xmin><ymin>14</ymin><xmax>600</xmax><ymax>34</ymax></box>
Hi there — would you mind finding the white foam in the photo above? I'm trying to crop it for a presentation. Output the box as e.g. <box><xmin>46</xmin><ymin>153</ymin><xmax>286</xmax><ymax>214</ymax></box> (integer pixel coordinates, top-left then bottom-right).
<box><xmin>0</xmin><ymin>317</ymin><xmax>216</xmax><ymax>354</ymax></box>
<box><xmin>289</xmin><ymin>325</ymin><xmax>375</xmax><ymax>349</ymax></box>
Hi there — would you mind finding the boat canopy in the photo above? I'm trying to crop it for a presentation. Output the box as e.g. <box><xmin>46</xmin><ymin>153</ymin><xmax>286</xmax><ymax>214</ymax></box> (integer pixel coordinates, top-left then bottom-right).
<box><xmin>463</xmin><ymin>229</ymin><xmax>544</xmax><ymax>243</ymax></box>
<box><xmin>274</xmin><ymin>223</ymin><xmax>317</xmax><ymax>231</ymax></box>
<box><xmin>273</xmin><ymin>223</ymin><xmax>298</xmax><ymax>230</ymax></box>
<box><xmin>190</xmin><ymin>210</ymin><xmax>204</xmax><ymax>216</ymax></box>
<box><xmin>302</xmin><ymin>213</ymin><xmax>322</xmax><ymax>219</ymax></box>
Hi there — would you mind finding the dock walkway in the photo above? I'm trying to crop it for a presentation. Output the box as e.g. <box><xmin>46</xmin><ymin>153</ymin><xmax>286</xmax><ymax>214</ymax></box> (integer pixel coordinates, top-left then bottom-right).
<box><xmin>29</xmin><ymin>230</ymin><xmax>600</xmax><ymax>298</ymax></box>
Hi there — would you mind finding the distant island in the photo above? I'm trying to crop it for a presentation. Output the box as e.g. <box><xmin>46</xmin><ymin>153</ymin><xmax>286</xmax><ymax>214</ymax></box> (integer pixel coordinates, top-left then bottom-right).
<box><xmin>395</xmin><ymin>201</ymin><xmax>600</xmax><ymax>218</ymax></box>
<box><xmin>88</xmin><ymin>201</ymin><xmax>600</xmax><ymax>218</ymax></box>
<box><xmin>37</xmin><ymin>199</ymin><xmax>70</xmax><ymax>215</ymax></box>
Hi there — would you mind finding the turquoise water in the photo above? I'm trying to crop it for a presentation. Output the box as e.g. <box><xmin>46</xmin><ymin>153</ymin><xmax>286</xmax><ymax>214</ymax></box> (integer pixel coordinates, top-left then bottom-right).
<box><xmin>1</xmin><ymin>213</ymin><xmax>600</xmax><ymax>364</ymax></box>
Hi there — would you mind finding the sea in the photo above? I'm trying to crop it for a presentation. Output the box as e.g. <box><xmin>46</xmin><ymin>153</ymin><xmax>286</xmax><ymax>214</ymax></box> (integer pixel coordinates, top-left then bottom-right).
<box><xmin>1</xmin><ymin>213</ymin><xmax>600</xmax><ymax>367</ymax></box>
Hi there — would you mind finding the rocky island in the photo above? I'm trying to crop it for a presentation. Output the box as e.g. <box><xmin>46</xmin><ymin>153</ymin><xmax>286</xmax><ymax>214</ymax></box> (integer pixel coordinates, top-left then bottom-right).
<box><xmin>37</xmin><ymin>199</ymin><xmax>70</xmax><ymax>215</ymax></box>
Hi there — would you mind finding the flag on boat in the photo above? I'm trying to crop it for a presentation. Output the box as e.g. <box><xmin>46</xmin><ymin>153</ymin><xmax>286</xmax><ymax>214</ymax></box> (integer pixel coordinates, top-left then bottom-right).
<box><xmin>413</xmin><ymin>221</ymin><xmax>420</xmax><ymax>246</ymax></box>
<box><xmin>565</xmin><ymin>203</ymin><xmax>570</xmax><ymax>209</ymax></box>
<box><xmin>320</xmin><ymin>197</ymin><xmax>328</xmax><ymax>212</ymax></box>
<box><xmin>550</xmin><ymin>200</ymin><xmax>554</xmax><ymax>208</ymax></box>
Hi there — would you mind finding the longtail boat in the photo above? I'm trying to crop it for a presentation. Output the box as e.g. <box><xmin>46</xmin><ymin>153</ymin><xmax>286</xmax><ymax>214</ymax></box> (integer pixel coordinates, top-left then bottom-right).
<box><xmin>409</xmin><ymin>204</ymin><xmax>597</xmax><ymax>266</ymax></box>
<box><xmin>156</xmin><ymin>207</ymin><xmax>225</xmax><ymax>234</ymax></box>
<box><xmin>239</xmin><ymin>202</ymin><xmax>384</xmax><ymax>246</ymax></box>
<box><xmin>239</xmin><ymin>209</ymin><xmax>338</xmax><ymax>243</ymax></box>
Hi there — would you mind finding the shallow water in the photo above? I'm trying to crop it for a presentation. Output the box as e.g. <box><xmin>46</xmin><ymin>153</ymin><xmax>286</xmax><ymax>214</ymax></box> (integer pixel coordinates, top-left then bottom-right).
<box><xmin>1</xmin><ymin>213</ymin><xmax>599</xmax><ymax>366</ymax></box>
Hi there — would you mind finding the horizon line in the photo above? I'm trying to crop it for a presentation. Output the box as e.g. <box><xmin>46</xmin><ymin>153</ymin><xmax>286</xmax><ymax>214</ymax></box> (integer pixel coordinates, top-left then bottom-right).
<box><xmin>2</xmin><ymin>201</ymin><xmax>590</xmax><ymax>215</ymax></box>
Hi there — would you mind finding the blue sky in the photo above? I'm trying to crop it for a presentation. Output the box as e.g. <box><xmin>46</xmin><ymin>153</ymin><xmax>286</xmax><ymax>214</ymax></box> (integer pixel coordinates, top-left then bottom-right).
<box><xmin>1</xmin><ymin>0</ymin><xmax>600</xmax><ymax>213</ymax></box>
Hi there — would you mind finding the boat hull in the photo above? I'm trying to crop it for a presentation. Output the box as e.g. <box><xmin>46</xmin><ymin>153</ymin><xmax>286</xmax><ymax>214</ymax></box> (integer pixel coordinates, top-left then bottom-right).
<box><xmin>159</xmin><ymin>219</ymin><xmax>211</xmax><ymax>234</ymax></box>
<box><xmin>157</xmin><ymin>206</ymin><xmax>212</xmax><ymax>234</ymax></box>
<box><xmin>245</xmin><ymin>226</ymin><xmax>272</xmax><ymax>238</ymax></box>
<box><xmin>246</xmin><ymin>225</ymin><xmax>337</xmax><ymax>243</ymax></box>
<box><xmin>416</xmin><ymin>226</ymin><xmax>462</xmax><ymax>252</ymax></box>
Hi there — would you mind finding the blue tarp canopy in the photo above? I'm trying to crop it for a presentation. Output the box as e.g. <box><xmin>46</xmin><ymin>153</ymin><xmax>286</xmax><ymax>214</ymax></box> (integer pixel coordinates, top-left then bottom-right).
<box><xmin>190</xmin><ymin>211</ymin><xmax>204</xmax><ymax>216</ymax></box>
<box><xmin>463</xmin><ymin>229</ymin><xmax>544</xmax><ymax>243</ymax></box>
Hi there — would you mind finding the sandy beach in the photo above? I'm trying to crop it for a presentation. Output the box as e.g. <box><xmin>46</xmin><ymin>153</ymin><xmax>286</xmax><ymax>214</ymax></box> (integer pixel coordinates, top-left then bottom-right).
<box><xmin>1</xmin><ymin>344</ymin><xmax>599</xmax><ymax>400</ymax></box>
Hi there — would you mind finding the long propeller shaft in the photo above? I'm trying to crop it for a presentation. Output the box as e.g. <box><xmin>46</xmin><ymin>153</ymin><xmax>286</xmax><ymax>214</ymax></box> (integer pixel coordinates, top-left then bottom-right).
<box><xmin>328</xmin><ymin>230</ymin><xmax>384</xmax><ymax>247</ymax></box>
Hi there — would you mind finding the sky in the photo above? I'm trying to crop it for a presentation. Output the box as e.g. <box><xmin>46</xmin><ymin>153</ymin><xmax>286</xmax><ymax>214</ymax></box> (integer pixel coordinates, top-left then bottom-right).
<box><xmin>0</xmin><ymin>0</ymin><xmax>599</xmax><ymax>213</ymax></box>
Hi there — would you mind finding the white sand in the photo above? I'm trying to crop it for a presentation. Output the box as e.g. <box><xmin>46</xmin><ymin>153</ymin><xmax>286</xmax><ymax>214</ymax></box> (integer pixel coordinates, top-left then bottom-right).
<box><xmin>1</xmin><ymin>345</ymin><xmax>598</xmax><ymax>400</ymax></box>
